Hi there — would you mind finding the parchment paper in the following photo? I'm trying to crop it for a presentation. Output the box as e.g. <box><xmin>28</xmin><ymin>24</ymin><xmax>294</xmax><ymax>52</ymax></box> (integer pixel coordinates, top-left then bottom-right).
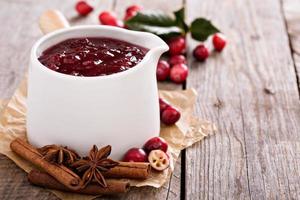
<box><xmin>0</xmin><ymin>75</ymin><xmax>216</xmax><ymax>199</ymax></box>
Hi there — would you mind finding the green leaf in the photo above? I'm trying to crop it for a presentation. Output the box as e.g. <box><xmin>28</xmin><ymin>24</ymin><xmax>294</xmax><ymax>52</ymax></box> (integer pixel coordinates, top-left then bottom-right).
<box><xmin>174</xmin><ymin>8</ymin><xmax>189</xmax><ymax>34</ymax></box>
<box><xmin>125</xmin><ymin>23</ymin><xmax>182</xmax><ymax>40</ymax></box>
<box><xmin>125</xmin><ymin>11</ymin><xmax>176</xmax><ymax>27</ymax></box>
<box><xmin>190</xmin><ymin>18</ymin><xmax>220</xmax><ymax>41</ymax></box>
<box><xmin>125</xmin><ymin>11</ymin><xmax>183</xmax><ymax>40</ymax></box>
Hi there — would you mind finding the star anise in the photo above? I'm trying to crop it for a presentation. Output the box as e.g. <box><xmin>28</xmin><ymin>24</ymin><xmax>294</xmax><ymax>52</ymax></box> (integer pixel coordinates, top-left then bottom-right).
<box><xmin>71</xmin><ymin>145</ymin><xmax>119</xmax><ymax>188</ymax></box>
<box><xmin>38</xmin><ymin>145</ymin><xmax>80</xmax><ymax>165</ymax></box>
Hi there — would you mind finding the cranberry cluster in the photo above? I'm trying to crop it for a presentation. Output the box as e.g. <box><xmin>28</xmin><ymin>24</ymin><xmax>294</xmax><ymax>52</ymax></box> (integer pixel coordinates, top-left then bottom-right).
<box><xmin>123</xmin><ymin>137</ymin><xmax>170</xmax><ymax>171</ymax></box>
<box><xmin>158</xmin><ymin>33</ymin><xmax>227</xmax><ymax>83</ymax></box>
<box><xmin>75</xmin><ymin>1</ymin><xmax>141</xmax><ymax>27</ymax></box>
<box><xmin>156</xmin><ymin>36</ymin><xmax>189</xmax><ymax>84</ymax></box>
<box><xmin>157</xmin><ymin>35</ymin><xmax>227</xmax><ymax>84</ymax></box>
<box><xmin>122</xmin><ymin>97</ymin><xmax>180</xmax><ymax>171</ymax></box>
<box><xmin>193</xmin><ymin>33</ymin><xmax>227</xmax><ymax>61</ymax></box>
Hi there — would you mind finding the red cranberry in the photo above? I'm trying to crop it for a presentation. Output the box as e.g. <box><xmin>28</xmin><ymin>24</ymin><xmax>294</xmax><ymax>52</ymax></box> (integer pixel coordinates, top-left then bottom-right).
<box><xmin>123</xmin><ymin>148</ymin><xmax>148</xmax><ymax>162</ymax></box>
<box><xmin>99</xmin><ymin>11</ymin><xmax>123</xmax><ymax>27</ymax></box>
<box><xmin>159</xmin><ymin>98</ymin><xmax>170</xmax><ymax>113</ymax></box>
<box><xmin>169</xmin><ymin>63</ymin><xmax>188</xmax><ymax>84</ymax></box>
<box><xmin>124</xmin><ymin>13</ymin><xmax>134</xmax><ymax>21</ymax></box>
<box><xmin>148</xmin><ymin>150</ymin><xmax>170</xmax><ymax>171</ymax></box>
<box><xmin>161</xmin><ymin>106</ymin><xmax>181</xmax><ymax>125</ymax></box>
<box><xmin>213</xmin><ymin>33</ymin><xmax>227</xmax><ymax>52</ymax></box>
<box><xmin>168</xmin><ymin>36</ymin><xmax>186</xmax><ymax>55</ymax></box>
<box><xmin>168</xmin><ymin>55</ymin><xmax>187</xmax><ymax>66</ymax></box>
<box><xmin>124</xmin><ymin>5</ymin><xmax>142</xmax><ymax>20</ymax></box>
<box><xmin>193</xmin><ymin>44</ymin><xmax>209</xmax><ymax>61</ymax></box>
<box><xmin>126</xmin><ymin>5</ymin><xmax>142</xmax><ymax>14</ymax></box>
<box><xmin>143</xmin><ymin>137</ymin><xmax>168</xmax><ymax>153</ymax></box>
<box><xmin>156</xmin><ymin>60</ymin><xmax>170</xmax><ymax>81</ymax></box>
<box><xmin>75</xmin><ymin>1</ymin><xmax>94</xmax><ymax>16</ymax></box>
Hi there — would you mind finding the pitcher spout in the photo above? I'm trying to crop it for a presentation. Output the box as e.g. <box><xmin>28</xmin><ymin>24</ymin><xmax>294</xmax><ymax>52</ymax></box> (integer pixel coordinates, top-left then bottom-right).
<box><xmin>151</xmin><ymin>40</ymin><xmax>169</xmax><ymax>58</ymax></box>
<box><xmin>148</xmin><ymin>36</ymin><xmax>169</xmax><ymax>61</ymax></box>
<box><xmin>151</xmin><ymin>44</ymin><xmax>169</xmax><ymax>61</ymax></box>
<box><xmin>135</xmin><ymin>31</ymin><xmax>169</xmax><ymax>62</ymax></box>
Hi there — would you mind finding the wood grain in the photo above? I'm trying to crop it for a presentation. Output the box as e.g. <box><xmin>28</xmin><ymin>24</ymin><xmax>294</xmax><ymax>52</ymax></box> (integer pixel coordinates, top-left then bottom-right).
<box><xmin>2</xmin><ymin>0</ymin><xmax>300</xmax><ymax>199</ymax></box>
<box><xmin>185</xmin><ymin>0</ymin><xmax>300</xmax><ymax>199</ymax></box>
<box><xmin>0</xmin><ymin>154</ymin><xmax>58</xmax><ymax>200</ymax></box>
<box><xmin>282</xmin><ymin>0</ymin><xmax>300</xmax><ymax>89</ymax></box>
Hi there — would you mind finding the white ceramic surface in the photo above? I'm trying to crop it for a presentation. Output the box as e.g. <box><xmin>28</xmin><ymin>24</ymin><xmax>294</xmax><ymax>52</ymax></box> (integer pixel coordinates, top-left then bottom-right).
<box><xmin>27</xmin><ymin>25</ymin><xmax>169</xmax><ymax>159</ymax></box>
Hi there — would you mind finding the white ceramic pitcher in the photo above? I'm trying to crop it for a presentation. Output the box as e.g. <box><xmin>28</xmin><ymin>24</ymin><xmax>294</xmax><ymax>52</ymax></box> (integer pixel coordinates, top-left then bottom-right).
<box><xmin>27</xmin><ymin>25</ymin><xmax>169</xmax><ymax>159</ymax></box>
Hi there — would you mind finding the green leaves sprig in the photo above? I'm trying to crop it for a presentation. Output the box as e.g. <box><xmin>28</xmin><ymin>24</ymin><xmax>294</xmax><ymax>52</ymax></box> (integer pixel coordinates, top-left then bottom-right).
<box><xmin>125</xmin><ymin>7</ymin><xmax>219</xmax><ymax>41</ymax></box>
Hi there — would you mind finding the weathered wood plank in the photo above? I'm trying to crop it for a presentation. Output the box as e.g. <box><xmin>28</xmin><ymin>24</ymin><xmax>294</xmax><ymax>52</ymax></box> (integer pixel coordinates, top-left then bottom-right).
<box><xmin>185</xmin><ymin>0</ymin><xmax>300</xmax><ymax>199</ymax></box>
<box><xmin>112</xmin><ymin>1</ymin><xmax>183</xmax><ymax>200</ymax></box>
<box><xmin>282</xmin><ymin>0</ymin><xmax>300</xmax><ymax>89</ymax></box>
<box><xmin>99</xmin><ymin>158</ymin><xmax>182</xmax><ymax>200</ymax></box>
<box><xmin>0</xmin><ymin>155</ymin><xmax>58</xmax><ymax>200</ymax></box>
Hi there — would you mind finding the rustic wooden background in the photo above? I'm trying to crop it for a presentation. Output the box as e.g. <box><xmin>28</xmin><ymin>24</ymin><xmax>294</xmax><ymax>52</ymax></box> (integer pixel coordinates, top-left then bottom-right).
<box><xmin>1</xmin><ymin>0</ymin><xmax>300</xmax><ymax>199</ymax></box>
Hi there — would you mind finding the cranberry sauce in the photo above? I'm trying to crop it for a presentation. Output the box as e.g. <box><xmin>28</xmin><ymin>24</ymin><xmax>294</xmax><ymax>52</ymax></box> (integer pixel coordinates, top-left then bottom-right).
<box><xmin>38</xmin><ymin>37</ymin><xmax>149</xmax><ymax>76</ymax></box>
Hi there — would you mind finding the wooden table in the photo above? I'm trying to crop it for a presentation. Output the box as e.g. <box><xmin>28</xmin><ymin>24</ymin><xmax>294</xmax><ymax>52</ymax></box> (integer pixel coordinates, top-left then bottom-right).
<box><xmin>1</xmin><ymin>0</ymin><xmax>300</xmax><ymax>199</ymax></box>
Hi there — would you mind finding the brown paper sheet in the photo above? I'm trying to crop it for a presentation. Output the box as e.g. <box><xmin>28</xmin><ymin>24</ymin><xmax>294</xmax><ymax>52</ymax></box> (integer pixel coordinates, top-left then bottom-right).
<box><xmin>0</xmin><ymin>75</ymin><xmax>216</xmax><ymax>199</ymax></box>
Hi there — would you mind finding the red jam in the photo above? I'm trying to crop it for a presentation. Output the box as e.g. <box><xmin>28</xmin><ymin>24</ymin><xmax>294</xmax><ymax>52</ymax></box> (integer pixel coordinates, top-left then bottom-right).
<box><xmin>38</xmin><ymin>37</ymin><xmax>148</xmax><ymax>76</ymax></box>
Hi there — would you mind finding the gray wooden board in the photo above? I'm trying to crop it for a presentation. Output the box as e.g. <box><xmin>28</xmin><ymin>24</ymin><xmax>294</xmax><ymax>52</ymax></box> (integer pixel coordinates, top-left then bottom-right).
<box><xmin>282</xmin><ymin>0</ymin><xmax>300</xmax><ymax>89</ymax></box>
<box><xmin>185</xmin><ymin>0</ymin><xmax>300</xmax><ymax>199</ymax></box>
<box><xmin>1</xmin><ymin>0</ymin><xmax>300</xmax><ymax>199</ymax></box>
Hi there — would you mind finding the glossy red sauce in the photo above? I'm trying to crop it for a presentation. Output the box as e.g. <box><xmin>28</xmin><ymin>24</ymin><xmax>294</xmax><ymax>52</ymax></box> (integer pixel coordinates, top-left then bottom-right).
<box><xmin>38</xmin><ymin>37</ymin><xmax>148</xmax><ymax>76</ymax></box>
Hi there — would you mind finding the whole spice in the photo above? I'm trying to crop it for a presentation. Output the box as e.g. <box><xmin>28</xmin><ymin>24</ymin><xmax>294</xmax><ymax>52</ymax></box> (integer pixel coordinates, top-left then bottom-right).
<box><xmin>10</xmin><ymin>138</ymin><xmax>82</xmax><ymax>190</ymax></box>
<box><xmin>38</xmin><ymin>145</ymin><xmax>80</xmax><ymax>165</ymax></box>
<box><xmin>71</xmin><ymin>145</ymin><xmax>119</xmax><ymax>188</ymax></box>
<box><xmin>28</xmin><ymin>170</ymin><xmax>130</xmax><ymax>195</ymax></box>
<box><xmin>102</xmin><ymin>162</ymin><xmax>150</xmax><ymax>179</ymax></box>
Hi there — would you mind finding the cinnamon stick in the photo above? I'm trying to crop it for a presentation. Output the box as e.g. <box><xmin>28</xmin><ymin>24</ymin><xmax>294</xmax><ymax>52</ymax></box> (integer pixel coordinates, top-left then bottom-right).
<box><xmin>10</xmin><ymin>138</ymin><xmax>82</xmax><ymax>190</ymax></box>
<box><xmin>28</xmin><ymin>170</ymin><xmax>130</xmax><ymax>195</ymax></box>
<box><xmin>103</xmin><ymin>162</ymin><xmax>151</xmax><ymax>179</ymax></box>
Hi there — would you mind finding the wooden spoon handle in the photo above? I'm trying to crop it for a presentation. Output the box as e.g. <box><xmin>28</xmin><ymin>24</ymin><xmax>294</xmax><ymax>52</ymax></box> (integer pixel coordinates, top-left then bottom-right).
<box><xmin>39</xmin><ymin>10</ymin><xmax>70</xmax><ymax>34</ymax></box>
